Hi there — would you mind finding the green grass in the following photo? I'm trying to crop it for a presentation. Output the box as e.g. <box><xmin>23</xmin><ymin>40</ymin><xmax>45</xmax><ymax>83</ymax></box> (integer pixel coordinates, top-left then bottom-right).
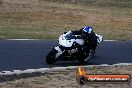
<box><xmin>0</xmin><ymin>0</ymin><xmax>132</xmax><ymax>40</ymax></box>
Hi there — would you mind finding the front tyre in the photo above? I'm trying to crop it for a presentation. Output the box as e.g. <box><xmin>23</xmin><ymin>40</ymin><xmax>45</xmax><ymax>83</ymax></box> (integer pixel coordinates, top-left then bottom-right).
<box><xmin>46</xmin><ymin>49</ymin><xmax>58</xmax><ymax>64</ymax></box>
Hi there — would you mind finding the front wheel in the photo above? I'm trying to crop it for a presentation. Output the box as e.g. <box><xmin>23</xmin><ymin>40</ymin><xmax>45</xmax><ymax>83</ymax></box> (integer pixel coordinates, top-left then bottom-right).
<box><xmin>46</xmin><ymin>49</ymin><xmax>58</xmax><ymax>64</ymax></box>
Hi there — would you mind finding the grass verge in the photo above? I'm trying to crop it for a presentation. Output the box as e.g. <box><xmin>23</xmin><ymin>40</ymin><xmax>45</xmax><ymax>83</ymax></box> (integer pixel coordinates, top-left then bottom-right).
<box><xmin>0</xmin><ymin>65</ymin><xmax>132</xmax><ymax>88</ymax></box>
<box><xmin>0</xmin><ymin>0</ymin><xmax>131</xmax><ymax>40</ymax></box>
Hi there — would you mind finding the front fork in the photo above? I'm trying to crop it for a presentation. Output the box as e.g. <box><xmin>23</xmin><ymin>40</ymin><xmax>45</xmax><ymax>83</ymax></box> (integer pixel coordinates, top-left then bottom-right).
<box><xmin>55</xmin><ymin>46</ymin><xmax>63</xmax><ymax>59</ymax></box>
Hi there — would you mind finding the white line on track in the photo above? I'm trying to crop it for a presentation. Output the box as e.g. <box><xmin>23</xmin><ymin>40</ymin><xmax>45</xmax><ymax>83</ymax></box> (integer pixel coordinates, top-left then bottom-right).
<box><xmin>0</xmin><ymin>63</ymin><xmax>132</xmax><ymax>75</ymax></box>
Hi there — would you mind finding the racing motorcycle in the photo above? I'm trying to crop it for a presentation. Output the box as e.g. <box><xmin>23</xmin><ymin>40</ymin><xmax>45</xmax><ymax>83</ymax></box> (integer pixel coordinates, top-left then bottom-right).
<box><xmin>46</xmin><ymin>31</ymin><xmax>103</xmax><ymax>64</ymax></box>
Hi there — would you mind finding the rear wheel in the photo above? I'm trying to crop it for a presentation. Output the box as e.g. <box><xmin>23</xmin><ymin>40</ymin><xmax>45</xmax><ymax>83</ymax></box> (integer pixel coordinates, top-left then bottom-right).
<box><xmin>78</xmin><ymin>56</ymin><xmax>85</xmax><ymax>63</ymax></box>
<box><xmin>46</xmin><ymin>49</ymin><xmax>58</xmax><ymax>64</ymax></box>
<box><xmin>78</xmin><ymin>53</ymin><xmax>86</xmax><ymax>63</ymax></box>
<box><xmin>84</xmin><ymin>49</ymin><xmax>95</xmax><ymax>61</ymax></box>
<box><xmin>78</xmin><ymin>49</ymin><xmax>95</xmax><ymax>62</ymax></box>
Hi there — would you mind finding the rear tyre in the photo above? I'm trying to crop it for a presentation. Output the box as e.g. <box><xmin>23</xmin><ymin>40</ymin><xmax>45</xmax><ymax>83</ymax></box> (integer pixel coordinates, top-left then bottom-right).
<box><xmin>46</xmin><ymin>49</ymin><xmax>58</xmax><ymax>64</ymax></box>
<box><xmin>78</xmin><ymin>56</ymin><xmax>85</xmax><ymax>63</ymax></box>
<box><xmin>85</xmin><ymin>49</ymin><xmax>95</xmax><ymax>61</ymax></box>
<box><xmin>78</xmin><ymin>53</ymin><xmax>86</xmax><ymax>63</ymax></box>
<box><xmin>78</xmin><ymin>49</ymin><xmax>95</xmax><ymax>62</ymax></box>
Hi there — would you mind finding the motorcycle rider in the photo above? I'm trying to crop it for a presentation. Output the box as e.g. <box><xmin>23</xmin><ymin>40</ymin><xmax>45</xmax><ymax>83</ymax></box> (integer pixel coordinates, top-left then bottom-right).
<box><xmin>72</xmin><ymin>26</ymin><xmax>97</xmax><ymax>55</ymax></box>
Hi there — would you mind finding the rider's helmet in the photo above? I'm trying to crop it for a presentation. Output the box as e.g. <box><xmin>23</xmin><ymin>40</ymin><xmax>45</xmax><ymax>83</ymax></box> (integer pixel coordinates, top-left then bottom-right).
<box><xmin>82</xmin><ymin>26</ymin><xmax>93</xmax><ymax>38</ymax></box>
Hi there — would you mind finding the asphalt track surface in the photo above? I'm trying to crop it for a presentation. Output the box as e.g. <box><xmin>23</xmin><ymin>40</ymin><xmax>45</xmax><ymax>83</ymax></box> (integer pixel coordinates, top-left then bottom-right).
<box><xmin>0</xmin><ymin>40</ymin><xmax>132</xmax><ymax>71</ymax></box>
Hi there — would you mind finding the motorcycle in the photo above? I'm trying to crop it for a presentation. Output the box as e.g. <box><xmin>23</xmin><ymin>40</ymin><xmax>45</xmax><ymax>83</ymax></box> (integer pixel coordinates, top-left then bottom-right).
<box><xmin>46</xmin><ymin>31</ymin><xmax>103</xmax><ymax>64</ymax></box>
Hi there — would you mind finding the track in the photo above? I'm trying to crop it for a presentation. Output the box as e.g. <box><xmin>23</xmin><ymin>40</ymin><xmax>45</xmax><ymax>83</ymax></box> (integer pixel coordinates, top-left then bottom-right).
<box><xmin>0</xmin><ymin>40</ymin><xmax>132</xmax><ymax>71</ymax></box>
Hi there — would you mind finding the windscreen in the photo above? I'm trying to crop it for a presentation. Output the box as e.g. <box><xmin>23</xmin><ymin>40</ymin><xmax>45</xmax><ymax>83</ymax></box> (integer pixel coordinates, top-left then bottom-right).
<box><xmin>64</xmin><ymin>32</ymin><xmax>75</xmax><ymax>40</ymax></box>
